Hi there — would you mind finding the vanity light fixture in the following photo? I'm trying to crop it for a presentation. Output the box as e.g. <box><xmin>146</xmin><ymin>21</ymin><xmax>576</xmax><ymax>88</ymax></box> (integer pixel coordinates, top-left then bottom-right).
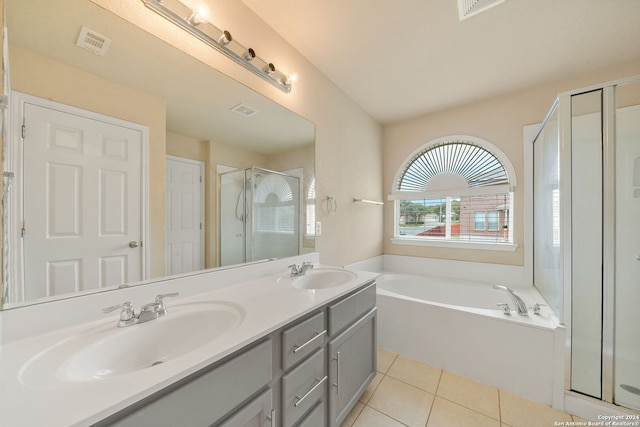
<box><xmin>218</xmin><ymin>30</ymin><xmax>232</xmax><ymax>46</ymax></box>
<box><xmin>141</xmin><ymin>0</ymin><xmax>293</xmax><ymax>93</ymax></box>
<box><xmin>263</xmin><ymin>63</ymin><xmax>276</xmax><ymax>74</ymax></box>
<box><xmin>243</xmin><ymin>48</ymin><xmax>256</xmax><ymax>61</ymax></box>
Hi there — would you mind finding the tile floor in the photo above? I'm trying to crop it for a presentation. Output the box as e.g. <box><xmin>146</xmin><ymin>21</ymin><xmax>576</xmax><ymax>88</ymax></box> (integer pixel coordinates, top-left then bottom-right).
<box><xmin>340</xmin><ymin>348</ymin><xmax>590</xmax><ymax>427</ymax></box>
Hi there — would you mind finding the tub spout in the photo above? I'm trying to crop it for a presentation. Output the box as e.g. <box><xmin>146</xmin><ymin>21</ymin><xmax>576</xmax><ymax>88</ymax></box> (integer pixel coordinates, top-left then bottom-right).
<box><xmin>492</xmin><ymin>285</ymin><xmax>528</xmax><ymax>316</ymax></box>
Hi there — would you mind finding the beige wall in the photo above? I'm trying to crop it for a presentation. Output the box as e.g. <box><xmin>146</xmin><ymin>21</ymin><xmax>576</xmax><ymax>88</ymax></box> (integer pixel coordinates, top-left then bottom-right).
<box><xmin>90</xmin><ymin>0</ymin><xmax>384</xmax><ymax>268</ymax></box>
<box><xmin>383</xmin><ymin>60</ymin><xmax>640</xmax><ymax>266</ymax></box>
<box><xmin>9</xmin><ymin>46</ymin><xmax>167</xmax><ymax>278</ymax></box>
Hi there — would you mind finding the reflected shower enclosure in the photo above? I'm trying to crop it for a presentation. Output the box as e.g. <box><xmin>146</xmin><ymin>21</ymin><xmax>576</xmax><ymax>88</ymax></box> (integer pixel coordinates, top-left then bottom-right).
<box><xmin>219</xmin><ymin>167</ymin><xmax>301</xmax><ymax>266</ymax></box>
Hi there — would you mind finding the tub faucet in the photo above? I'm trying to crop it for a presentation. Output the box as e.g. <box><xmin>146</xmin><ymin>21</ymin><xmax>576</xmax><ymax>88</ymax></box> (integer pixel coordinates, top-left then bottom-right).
<box><xmin>492</xmin><ymin>285</ymin><xmax>528</xmax><ymax>316</ymax></box>
<box><xmin>289</xmin><ymin>262</ymin><xmax>314</xmax><ymax>276</ymax></box>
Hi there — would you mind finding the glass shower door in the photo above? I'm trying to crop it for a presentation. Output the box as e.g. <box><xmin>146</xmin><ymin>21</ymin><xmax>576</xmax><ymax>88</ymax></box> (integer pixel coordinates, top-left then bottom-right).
<box><xmin>614</xmin><ymin>80</ymin><xmax>640</xmax><ymax>410</ymax></box>
<box><xmin>248</xmin><ymin>168</ymin><xmax>300</xmax><ymax>262</ymax></box>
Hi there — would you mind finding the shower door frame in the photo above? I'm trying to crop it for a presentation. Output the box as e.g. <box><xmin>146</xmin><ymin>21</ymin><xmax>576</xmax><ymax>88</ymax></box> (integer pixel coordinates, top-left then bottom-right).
<box><xmin>559</xmin><ymin>75</ymin><xmax>640</xmax><ymax>408</ymax></box>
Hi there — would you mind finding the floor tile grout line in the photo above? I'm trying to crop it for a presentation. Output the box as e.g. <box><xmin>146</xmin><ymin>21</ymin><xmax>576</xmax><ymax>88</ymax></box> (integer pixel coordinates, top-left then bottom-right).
<box><xmin>434</xmin><ymin>394</ymin><xmax>502</xmax><ymax>424</ymax></box>
<box><xmin>423</xmin><ymin>369</ymin><xmax>444</xmax><ymax>427</ymax></box>
<box><xmin>364</xmin><ymin>405</ymin><xmax>410</xmax><ymax>427</ymax></box>
<box><xmin>498</xmin><ymin>388</ymin><xmax>503</xmax><ymax>424</ymax></box>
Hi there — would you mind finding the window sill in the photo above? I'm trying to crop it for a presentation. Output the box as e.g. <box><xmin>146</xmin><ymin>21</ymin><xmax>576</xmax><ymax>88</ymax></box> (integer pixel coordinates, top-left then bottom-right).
<box><xmin>391</xmin><ymin>237</ymin><xmax>519</xmax><ymax>252</ymax></box>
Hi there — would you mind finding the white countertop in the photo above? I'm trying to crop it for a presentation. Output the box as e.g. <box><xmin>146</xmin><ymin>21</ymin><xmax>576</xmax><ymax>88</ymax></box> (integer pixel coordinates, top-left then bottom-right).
<box><xmin>0</xmin><ymin>265</ymin><xmax>377</xmax><ymax>427</ymax></box>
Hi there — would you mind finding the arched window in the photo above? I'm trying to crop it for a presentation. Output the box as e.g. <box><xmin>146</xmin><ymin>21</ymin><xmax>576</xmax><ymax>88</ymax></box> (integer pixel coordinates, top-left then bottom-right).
<box><xmin>390</xmin><ymin>136</ymin><xmax>516</xmax><ymax>248</ymax></box>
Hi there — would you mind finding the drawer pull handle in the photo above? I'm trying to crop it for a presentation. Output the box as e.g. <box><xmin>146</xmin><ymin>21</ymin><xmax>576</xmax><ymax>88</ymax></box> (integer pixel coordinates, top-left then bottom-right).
<box><xmin>266</xmin><ymin>409</ymin><xmax>276</xmax><ymax>426</ymax></box>
<box><xmin>294</xmin><ymin>376</ymin><xmax>327</xmax><ymax>408</ymax></box>
<box><xmin>333</xmin><ymin>351</ymin><xmax>341</xmax><ymax>395</ymax></box>
<box><xmin>293</xmin><ymin>330</ymin><xmax>326</xmax><ymax>354</ymax></box>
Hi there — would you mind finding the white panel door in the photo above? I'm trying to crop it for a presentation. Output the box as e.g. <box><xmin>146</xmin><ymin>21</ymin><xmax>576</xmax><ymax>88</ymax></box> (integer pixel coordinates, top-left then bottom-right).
<box><xmin>165</xmin><ymin>156</ymin><xmax>204</xmax><ymax>275</ymax></box>
<box><xmin>23</xmin><ymin>103</ymin><xmax>144</xmax><ymax>299</ymax></box>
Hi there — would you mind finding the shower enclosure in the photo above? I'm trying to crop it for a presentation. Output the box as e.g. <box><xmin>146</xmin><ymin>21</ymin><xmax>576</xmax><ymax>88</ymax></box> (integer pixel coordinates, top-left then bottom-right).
<box><xmin>533</xmin><ymin>76</ymin><xmax>640</xmax><ymax>411</ymax></box>
<box><xmin>219</xmin><ymin>167</ymin><xmax>300</xmax><ymax>266</ymax></box>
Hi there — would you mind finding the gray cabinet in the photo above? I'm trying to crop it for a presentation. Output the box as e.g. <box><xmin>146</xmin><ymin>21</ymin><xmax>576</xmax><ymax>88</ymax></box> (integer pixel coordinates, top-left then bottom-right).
<box><xmin>281</xmin><ymin>348</ymin><xmax>326</xmax><ymax>427</ymax></box>
<box><xmin>328</xmin><ymin>309</ymin><xmax>376</xmax><ymax>427</ymax></box>
<box><xmin>281</xmin><ymin>311</ymin><xmax>326</xmax><ymax>370</ymax></box>
<box><xmin>98</xmin><ymin>281</ymin><xmax>376</xmax><ymax>427</ymax></box>
<box><xmin>296</xmin><ymin>401</ymin><xmax>324</xmax><ymax>427</ymax></box>
<box><xmin>218</xmin><ymin>389</ymin><xmax>273</xmax><ymax>427</ymax></box>
<box><xmin>106</xmin><ymin>339</ymin><xmax>273</xmax><ymax>427</ymax></box>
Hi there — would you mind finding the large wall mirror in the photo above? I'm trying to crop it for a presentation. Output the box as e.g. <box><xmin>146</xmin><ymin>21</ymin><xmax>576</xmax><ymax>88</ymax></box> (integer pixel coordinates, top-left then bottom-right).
<box><xmin>1</xmin><ymin>0</ymin><xmax>315</xmax><ymax>309</ymax></box>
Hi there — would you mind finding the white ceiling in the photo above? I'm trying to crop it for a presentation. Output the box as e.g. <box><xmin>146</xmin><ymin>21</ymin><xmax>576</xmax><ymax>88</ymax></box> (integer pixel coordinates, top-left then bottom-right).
<box><xmin>242</xmin><ymin>0</ymin><xmax>640</xmax><ymax>124</ymax></box>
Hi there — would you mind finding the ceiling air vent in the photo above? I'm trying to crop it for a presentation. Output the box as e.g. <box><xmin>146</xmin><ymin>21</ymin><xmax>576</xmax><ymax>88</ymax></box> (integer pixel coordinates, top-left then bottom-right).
<box><xmin>457</xmin><ymin>0</ymin><xmax>505</xmax><ymax>20</ymax></box>
<box><xmin>230</xmin><ymin>104</ymin><xmax>259</xmax><ymax>118</ymax></box>
<box><xmin>76</xmin><ymin>26</ymin><xmax>111</xmax><ymax>56</ymax></box>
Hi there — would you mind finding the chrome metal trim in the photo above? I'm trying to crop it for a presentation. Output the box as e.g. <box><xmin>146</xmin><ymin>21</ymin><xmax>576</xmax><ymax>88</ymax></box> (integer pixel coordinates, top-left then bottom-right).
<box><xmin>293</xmin><ymin>330</ymin><xmax>326</xmax><ymax>354</ymax></box>
<box><xmin>293</xmin><ymin>376</ymin><xmax>327</xmax><ymax>407</ymax></box>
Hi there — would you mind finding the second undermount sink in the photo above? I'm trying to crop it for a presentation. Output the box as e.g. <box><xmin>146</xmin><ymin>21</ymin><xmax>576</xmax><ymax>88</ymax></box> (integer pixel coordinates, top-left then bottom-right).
<box><xmin>19</xmin><ymin>301</ymin><xmax>245</xmax><ymax>386</ymax></box>
<box><xmin>291</xmin><ymin>268</ymin><xmax>357</xmax><ymax>290</ymax></box>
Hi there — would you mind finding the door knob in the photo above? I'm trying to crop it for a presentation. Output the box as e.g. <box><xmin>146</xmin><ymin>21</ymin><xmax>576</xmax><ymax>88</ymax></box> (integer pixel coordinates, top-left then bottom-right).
<box><xmin>129</xmin><ymin>241</ymin><xmax>141</xmax><ymax>248</ymax></box>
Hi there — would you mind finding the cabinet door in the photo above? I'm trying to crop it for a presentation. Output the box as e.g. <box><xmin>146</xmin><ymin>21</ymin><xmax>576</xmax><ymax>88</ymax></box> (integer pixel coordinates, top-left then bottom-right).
<box><xmin>328</xmin><ymin>309</ymin><xmax>377</xmax><ymax>427</ymax></box>
<box><xmin>107</xmin><ymin>340</ymin><xmax>272</xmax><ymax>427</ymax></box>
<box><xmin>218</xmin><ymin>388</ymin><xmax>273</xmax><ymax>427</ymax></box>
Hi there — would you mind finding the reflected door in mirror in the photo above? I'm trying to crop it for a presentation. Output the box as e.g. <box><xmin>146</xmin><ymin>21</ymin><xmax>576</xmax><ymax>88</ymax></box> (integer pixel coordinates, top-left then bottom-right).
<box><xmin>165</xmin><ymin>156</ymin><xmax>205</xmax><ymax>275</ymax></box>
<box><xmin>22</xmin><ymin>101</ymin><xmax>144</xmax><ymax>300</ymax></box>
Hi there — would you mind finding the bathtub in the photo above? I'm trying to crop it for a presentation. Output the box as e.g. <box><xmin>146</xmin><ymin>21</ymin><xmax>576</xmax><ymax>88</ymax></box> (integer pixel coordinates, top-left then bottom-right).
<box><xmin>376</xmin><ymin>272</ymin><xmax>564</xmax><ymax>405</ymax></box>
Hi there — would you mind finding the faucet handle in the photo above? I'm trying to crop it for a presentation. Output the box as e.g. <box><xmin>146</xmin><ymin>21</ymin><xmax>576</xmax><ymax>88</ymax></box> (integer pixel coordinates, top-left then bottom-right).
<box><xmin>155</xmin><ymin>292</ymin><xmax>179</xmax><ymax>303</ymax></box>
<box><xmin>155</xmin><ymin>292</ymin><xmax>179</xmax><ymax>315</ymax></box>
<box><xmin>496</xmin><ymin>303</ymin><xmax>511</xmax><ymax>315</ymax></box>
<box><xmin>102</xmin><ymin>302</ymin><xmax>136</xmax><ymax>326</ymax></box>
<box><xmin>103</xmin><ymin>301</ymin><xmax>134</xmax><ymax>315</ymax></box>
<box><xmin>531</xmin><ymin>303</ymin><xmax>547</xmax><ymax>315</ymax></box>
<box><xmin>288</xmin><ymin>264</ymin><xmax>299</xmax><ymax>275</ymax></box>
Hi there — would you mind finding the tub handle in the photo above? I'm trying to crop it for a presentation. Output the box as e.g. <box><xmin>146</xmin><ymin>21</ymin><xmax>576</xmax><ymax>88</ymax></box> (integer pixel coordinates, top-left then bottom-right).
<box><xmin>332</xmin><ymin>351</ymin><xmax>341</xmax><ymax>395</ymax></box>
<box><xmin>496</xmin><ymin>303</ymin><xmax>511</xmax><ymax>315</ymax></box>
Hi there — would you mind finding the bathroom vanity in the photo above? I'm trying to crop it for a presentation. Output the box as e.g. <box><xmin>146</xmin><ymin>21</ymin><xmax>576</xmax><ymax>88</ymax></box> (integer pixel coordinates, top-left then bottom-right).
<box><xmin>0</xmin><ymin>259</ymin><xmax>377</xmax><ymax>427</ymax></box>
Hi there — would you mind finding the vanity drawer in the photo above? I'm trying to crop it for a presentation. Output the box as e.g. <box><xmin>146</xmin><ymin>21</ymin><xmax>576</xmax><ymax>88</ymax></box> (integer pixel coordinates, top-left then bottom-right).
<box><xmin>328</xmin><ymin>282</ymin><xmax>376</xmax><ymax>336</ymax></box>
<box><xmin>281</xmin><ymin>348</ymin><xmax>326</xmax><ymax>427</ymax></box>
<box><xmin>282</xmin><ymin>311</ymin><xmax>326</xmax><ymax>370</ymax></box>
<box><xmin>296</xmin><ymin>401</ymin><xmax>325</xmax><ymax>427</ymax></box>
<box><xmin>109</xmin><ymin>339</ymin><xmax>273</xmax><ymax>427</ymax></box>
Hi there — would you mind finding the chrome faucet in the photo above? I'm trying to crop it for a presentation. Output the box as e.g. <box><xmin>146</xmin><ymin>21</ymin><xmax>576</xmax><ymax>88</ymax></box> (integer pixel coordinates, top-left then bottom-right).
<box><xmin>288</xmin><ymin>261</ymin><xmax>314</xmax><ymax>276</ymax></box>
<box><xmin>103</xmin><ymin>292</ymin><xmax>179</xmax><ymax>327</ymax></box>
<box><xmin>492</xmin><ymin>285</ymin><xmax>528</xmax><ymax>316</ymax></box>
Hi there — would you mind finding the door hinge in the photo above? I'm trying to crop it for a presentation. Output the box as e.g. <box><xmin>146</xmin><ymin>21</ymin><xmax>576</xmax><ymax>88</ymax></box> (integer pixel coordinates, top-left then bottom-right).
<box><xmin>21</xmin><ymin>123</ymin><xmax>26</xmax><ymax>139</ymax></box>
<box><xmin>200</xmin><ymin>175</ymin><xmax>203</xmax><ymax>183</ymax></box>
<box><xmin>200</xmin><ymin>222</ymin><xmax>203</xmax><ymax>230</ymax></box>
<box><xmin>21</xmin><ymin>221</ymin><xmax>26</xmax><ymax>237</ymax></box>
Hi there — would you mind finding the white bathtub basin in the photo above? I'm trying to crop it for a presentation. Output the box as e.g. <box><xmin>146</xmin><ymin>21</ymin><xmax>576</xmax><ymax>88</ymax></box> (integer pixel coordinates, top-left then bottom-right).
<box><xmin>19</xmin><ymin>301</ymin><xmax>245</xmax><ymax>385</ymax></box>
<box><xmin>291</xmin><ymin>268</ymin><xmax>357</xmax><ymax>290</ymax></box>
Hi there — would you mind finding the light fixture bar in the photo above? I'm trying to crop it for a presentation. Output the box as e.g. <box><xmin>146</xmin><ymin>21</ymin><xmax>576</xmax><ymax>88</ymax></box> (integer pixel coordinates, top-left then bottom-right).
<box><xmin>141</xmin><ymin>0</ymin><xmax>292</xmax><ymax>93</ymax></box>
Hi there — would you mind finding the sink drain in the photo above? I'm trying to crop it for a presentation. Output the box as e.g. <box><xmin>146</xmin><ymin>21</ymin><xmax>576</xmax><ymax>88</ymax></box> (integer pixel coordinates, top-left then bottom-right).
<box><xmin>620</xmin><ymin>384</ymin><xmax>640</xmax><ymax>396</ymax></box>
<box><xmin>151</xmin><ymin>361</ymin><xmax>164</xmax><ymax>367</ymax></box>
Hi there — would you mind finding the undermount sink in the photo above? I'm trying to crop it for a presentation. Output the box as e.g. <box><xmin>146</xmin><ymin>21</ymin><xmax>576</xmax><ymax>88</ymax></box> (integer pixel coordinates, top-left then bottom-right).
<box><xmin>291</xmin><ymin>268</ymin><xmax>357</xmax><ymax>290</ymax></box>
<box><xmin>19</xmin><ymin>301</ymin><xmax>245</xmax><ymax>385</ymax></box>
